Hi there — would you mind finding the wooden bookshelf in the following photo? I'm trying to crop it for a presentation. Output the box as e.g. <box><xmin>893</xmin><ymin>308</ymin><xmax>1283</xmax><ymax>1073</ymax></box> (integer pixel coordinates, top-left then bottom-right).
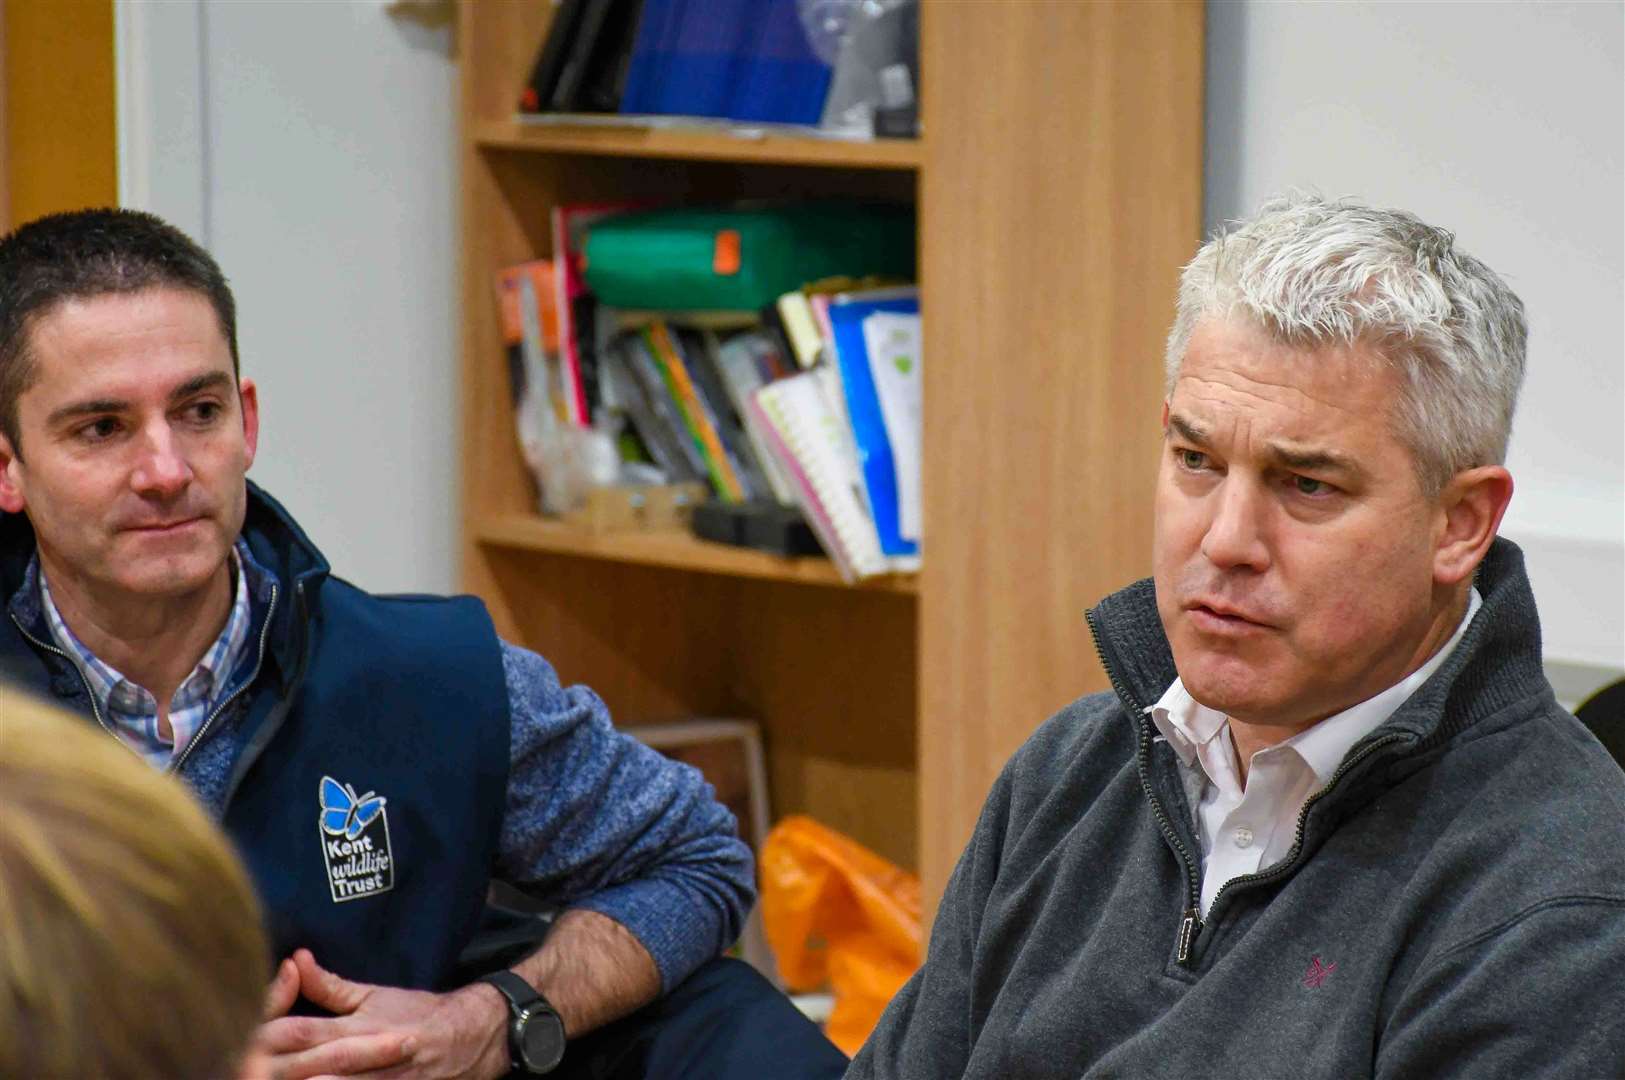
<box><xmin>457</xmin><ymin>1</ymin><xmax>1203</xmax><ymax>907</ymax></box>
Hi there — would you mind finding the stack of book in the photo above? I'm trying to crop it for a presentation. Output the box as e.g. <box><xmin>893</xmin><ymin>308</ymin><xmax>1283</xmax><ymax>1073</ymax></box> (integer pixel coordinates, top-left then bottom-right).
<box><xmin>494</xmin><ymin>210</ymin><xmax>922</xmax><ymax>582</ymax></box>
<box><xmin>745</xmin><ymin>285</ymin><xmax>921</xmax><ymax>580</ymax></box>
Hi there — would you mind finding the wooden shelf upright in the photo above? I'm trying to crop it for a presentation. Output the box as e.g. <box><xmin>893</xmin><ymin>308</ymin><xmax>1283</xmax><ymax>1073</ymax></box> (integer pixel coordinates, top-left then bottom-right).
<box><xmin>457</xmin><ymin>1</ymin><xmax>1203</xmax><ymax>910</ymax></box>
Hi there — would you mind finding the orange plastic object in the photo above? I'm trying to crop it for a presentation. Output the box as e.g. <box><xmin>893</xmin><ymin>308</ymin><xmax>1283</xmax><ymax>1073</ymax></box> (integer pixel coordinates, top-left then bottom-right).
<box><xmin>760</xmin><ymin>815</ymin><xmax>922</xmax><ymax>1056</ymax></box>
<box><xmin>712</xmin><ymin>229</ymin><xmax>742</xmax><ymax>275</ymax></box>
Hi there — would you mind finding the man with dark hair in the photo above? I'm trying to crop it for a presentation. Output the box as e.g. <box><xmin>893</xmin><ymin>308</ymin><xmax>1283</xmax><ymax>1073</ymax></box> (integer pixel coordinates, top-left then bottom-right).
<box><xmin>0</xmin><ymin>208</ymin><xmax>848</xmax><ymax>1080</ymax></box>
<box><xmin>847</xmin><ymin>196</ymin><xmax>1625</xmax><ymax>1078</ymax></box>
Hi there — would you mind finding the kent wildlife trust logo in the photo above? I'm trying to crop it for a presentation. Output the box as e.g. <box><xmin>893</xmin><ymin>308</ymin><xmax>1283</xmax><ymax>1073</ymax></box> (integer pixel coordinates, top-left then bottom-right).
<box><xmin>318</xmin><ymin>776</ymin><xmax>395</xmax><ymax>903</ymax></box>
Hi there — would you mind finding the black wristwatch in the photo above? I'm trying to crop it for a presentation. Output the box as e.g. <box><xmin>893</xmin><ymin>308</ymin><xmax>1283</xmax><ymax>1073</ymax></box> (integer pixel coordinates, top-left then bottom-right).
<box><xmin>478</xmin><ymin>970</ymin><xmax>566</xmax><ymax>1075</ymax></box>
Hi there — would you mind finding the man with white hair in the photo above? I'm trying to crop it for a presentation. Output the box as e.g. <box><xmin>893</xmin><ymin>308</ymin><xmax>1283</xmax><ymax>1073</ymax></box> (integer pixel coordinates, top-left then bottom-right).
<box><xmin>847</xmin><ymin>195</ymin><xmax>1625</xmax><ymax>1078</ymax></box>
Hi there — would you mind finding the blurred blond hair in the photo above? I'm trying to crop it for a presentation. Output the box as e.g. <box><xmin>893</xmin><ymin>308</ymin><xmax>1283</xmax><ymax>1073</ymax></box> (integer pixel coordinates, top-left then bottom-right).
<box><xmin>0</xmin><ymin>687</ymin><xmax>269</xmax><ymax>1079</ymax></box>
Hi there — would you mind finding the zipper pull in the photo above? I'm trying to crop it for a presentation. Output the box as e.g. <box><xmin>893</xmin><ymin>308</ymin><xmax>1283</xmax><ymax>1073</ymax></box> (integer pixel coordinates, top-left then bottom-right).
<box><xmin>1176</xmin><ymin>908</ymin><xmax>1202</xmax><ymax>965</ymax></box>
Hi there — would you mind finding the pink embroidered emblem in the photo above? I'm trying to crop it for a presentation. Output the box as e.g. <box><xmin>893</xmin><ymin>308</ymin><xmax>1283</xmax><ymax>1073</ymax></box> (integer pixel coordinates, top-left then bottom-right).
<box><xmin>1302</xmin><ymin>955</ymin><xmax>1337</xmax><ymax>988</ymax></box>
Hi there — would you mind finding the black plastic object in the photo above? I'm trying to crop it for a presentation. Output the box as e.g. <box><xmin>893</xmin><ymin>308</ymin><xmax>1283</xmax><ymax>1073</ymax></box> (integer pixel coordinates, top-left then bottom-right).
<box><xmin>691</xmin><ymin>499</ymin><xmax>824</xmax><ymax>557</ymax></box>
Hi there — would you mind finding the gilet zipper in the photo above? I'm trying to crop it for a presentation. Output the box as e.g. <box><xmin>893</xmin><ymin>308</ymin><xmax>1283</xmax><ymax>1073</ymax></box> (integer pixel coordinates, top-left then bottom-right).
<box><xmin>171</xmin><ymin>583</ymin><xmax>278</xmax><ymax>775</ymax></box>
<box><xmin>10</xmin><ymin>609</ymin><xmax>116</xmax><ymax>738</ymax></box>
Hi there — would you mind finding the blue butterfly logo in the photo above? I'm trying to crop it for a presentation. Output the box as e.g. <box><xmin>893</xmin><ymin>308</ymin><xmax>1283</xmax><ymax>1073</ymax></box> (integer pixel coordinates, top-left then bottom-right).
<box><xmin>319</xmin><ymin>776</ymin><xmax>387</xmax><ymax>840</ymax></box>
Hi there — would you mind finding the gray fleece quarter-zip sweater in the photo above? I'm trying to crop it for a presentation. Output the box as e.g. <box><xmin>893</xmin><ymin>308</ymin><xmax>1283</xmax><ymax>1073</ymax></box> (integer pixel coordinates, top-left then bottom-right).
<box><xmin>848</xmin><ymin>538</ymin><xmax>1625</xmax><ymax>1079</ymax></box>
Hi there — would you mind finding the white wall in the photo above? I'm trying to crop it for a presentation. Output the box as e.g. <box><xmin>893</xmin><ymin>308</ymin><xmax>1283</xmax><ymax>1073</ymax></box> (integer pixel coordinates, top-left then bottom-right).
<box><xmin>1206</xmin><ymin>1</ymin><xmax>1625</xmax><ymax>679</ymax></box>
<box><xmin>118</xmin><ymin>0</ymin><xmax>460</xmax><ymax>594</ymax></box>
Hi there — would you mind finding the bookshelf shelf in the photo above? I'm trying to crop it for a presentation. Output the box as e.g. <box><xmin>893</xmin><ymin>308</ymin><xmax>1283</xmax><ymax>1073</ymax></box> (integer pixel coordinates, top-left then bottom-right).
<box><xmin>473</xmin><ymin>513</ymin><xmax>919</xmax><ymax>594</ymax></box>
<box><xmin>474</xmin><ymin>119</ymin><xmax>922</xmax><ymax>171</ymax></box>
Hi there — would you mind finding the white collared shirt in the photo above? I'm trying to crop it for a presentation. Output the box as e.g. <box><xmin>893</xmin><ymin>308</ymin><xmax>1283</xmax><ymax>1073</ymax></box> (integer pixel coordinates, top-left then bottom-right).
<box><xmin>1150</xmin><ymin>588</ymin><xmax>1483</xmax><ymax>916</ymax></box>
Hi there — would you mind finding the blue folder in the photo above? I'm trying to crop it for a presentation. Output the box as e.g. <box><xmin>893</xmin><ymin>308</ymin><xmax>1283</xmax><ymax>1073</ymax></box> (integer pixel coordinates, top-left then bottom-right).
<box><xmin>620</xmin><ymin>0</ymin><xmax>831</xmax><ymax>124</ymax></box>
<box><xmin>619</xmin><ymin>0</ymin><xmax>681</xmax><ymax>115</ymax></box>
<box><xmin>829</xmin><ymin>289</ymin><xmax>920</xmax><ymax>560</ymax></box>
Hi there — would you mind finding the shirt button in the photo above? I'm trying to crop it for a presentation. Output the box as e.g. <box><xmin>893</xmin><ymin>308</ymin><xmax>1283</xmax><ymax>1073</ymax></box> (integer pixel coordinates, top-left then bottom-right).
<box><xmin>1233</xmin><ymin>826</ymin><xmax>1255</xmax><ymax>849</ymax></box>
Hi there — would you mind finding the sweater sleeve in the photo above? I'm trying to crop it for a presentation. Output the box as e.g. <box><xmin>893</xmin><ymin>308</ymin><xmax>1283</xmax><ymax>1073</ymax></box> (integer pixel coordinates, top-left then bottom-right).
<box><xmin>493</xmin><ymin>641</ymin><xmax>756</xmax><ymax>992</ymax></box>
<box><xmin>1376</xmin><ymin>896</ymin><xmax>1625</xmax><ymax>1078</ymax></box>
<box><xmin>845</xmin><ymin>751</ymin><xmax>1015</xmax><ymax>1078</ymax></box>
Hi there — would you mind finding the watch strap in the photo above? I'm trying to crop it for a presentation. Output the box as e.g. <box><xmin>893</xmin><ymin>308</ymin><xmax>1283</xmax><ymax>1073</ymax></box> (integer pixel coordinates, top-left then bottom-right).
<box><xmin>477</xmin><ymin>971</ymin><xmax>563</xmax><ymax>1074</ymax></box>
<box><xmin>479</xmin><ymin>969</ymin><xmax>547</xmax><ymax>1013</ymax></box>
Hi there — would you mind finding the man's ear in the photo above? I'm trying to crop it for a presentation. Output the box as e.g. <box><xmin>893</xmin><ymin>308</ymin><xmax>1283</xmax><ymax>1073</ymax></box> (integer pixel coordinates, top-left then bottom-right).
<box><xmin>239</xmin><ymin>376</ymin><xmax>260</xmax><ymax>471</ymax></box>
<box><xmin>0</xmin><ymin>434</ymin><xmax>25</xmax><ymax>515</ymax></box>
<box><xmin>1160</xmin><ymin>399</ymin><xmax>1170</xmax><ymax>430</ymax></box>
<box><xmin>1433</xmin><ymin>465</ymin><xmax>1514</xmax><ymax>587</ymax></box>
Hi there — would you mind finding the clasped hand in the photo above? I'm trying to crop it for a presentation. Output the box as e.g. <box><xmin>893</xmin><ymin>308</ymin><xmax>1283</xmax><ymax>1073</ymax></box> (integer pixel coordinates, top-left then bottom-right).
<box><xmin>240</xmin><ymin>949</ymin><xmax>508</xmax><ymax>1080</ymax></box>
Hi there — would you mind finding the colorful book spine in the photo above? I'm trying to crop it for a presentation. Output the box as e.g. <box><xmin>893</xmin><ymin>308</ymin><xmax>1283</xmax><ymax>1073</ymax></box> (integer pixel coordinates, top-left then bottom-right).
<box><xmin>622</xmin><ymin>331</ymin><xmax>708</xmax><ymax>479</ymax></box>
<box><xmin>644</xmin><ymin>322</ymin><xmax>745</xmax><ymax>501</ymax></box>
<box><xmin>549</xmin><ymin>204</ymin><xmax>591</xmax><ymax>425</ymax></box>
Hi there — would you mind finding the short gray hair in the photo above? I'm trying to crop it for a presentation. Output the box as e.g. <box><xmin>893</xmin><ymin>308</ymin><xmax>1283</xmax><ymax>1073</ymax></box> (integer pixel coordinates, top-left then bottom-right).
<box><xmin>1165</xmin><ymin>194</ymin><xmax>1527</xmax><ymax>495</ymax></box>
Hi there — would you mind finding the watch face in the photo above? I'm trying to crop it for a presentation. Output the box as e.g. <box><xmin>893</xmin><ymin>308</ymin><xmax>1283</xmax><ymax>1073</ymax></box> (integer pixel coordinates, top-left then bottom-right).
<box><xmin>519</xmin><ymin>1008</ymin><xmax>566</xmax><ymax>1073</ymax></box>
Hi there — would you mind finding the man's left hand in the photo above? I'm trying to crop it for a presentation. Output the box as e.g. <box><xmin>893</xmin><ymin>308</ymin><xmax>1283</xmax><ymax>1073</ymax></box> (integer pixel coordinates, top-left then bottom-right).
<box><xmin>254</xmin><ymin>949</ymin><xmax>509</xmax><ymax>1080</ymax></box>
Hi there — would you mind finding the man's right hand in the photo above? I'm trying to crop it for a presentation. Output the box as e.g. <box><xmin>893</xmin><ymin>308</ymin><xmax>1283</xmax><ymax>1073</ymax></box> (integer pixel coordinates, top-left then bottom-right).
<box><xmin>239</xmin><ymin>955</ymin><xmax>425</xmax><ymax>1080</ymax></box>
<box><xmin>238</xmin><ymin>949</ymin><xmax>511</xmax><ymax>1080</ymax></box>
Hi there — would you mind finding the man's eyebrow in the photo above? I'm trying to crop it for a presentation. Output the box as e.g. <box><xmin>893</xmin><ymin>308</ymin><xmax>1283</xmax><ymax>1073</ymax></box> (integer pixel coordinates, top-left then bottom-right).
<box><xmin>168</xmin><ymin>371</ymin><xmax>234</xmax><ymax>402</ymax></box>
<box><xmin>46</xmin><ymin>398</ymin><xmax>129</xmax><ymax>427</ymax></box>
<box><xmin>1166</xmin><ymin>414</ymin><xmax>1208</xmax><ymax>444</ymax></box>
<box><xmin>1169</xmin><ymin>411</ymin><xmax>1365</xmax><ymax>477</ymax></box>
<box><xmin>1265</xmin><ymin>442</ymin><xmax>1363</xmax><ymax>477</ymax></box>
